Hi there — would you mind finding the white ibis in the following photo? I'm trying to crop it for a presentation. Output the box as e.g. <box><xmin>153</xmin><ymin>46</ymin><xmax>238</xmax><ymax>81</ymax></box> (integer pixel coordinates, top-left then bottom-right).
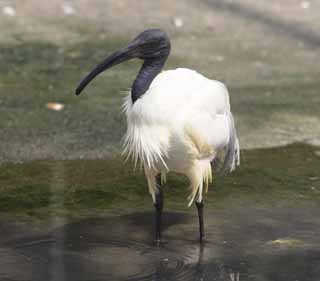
<box><xmin>75</xmin><ymin>29</ymin><xmax>240</xmax><ymax>243</ymax></box>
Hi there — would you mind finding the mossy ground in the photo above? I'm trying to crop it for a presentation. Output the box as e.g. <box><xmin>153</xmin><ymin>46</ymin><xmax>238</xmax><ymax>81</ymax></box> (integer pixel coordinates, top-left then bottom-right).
<box><xmin>0</xmin><ymin>143</ymin><xmax>319</xmax><ymax>218</ymax></box>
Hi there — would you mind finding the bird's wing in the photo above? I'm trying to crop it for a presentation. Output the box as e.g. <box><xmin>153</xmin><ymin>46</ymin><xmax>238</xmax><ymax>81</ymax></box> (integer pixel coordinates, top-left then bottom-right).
<box><xmin>165</xmin><ymin>70</ymin><xmax>240</xmax><ymax>172</ymax></box>
<box><xmin>183</xmin><ymin>111</ymin><xmax>230</xmax><ymax>160</ymax></box>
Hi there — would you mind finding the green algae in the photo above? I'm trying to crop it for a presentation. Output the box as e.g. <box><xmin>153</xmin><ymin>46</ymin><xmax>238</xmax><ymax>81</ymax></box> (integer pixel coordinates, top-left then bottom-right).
<box><xmin>0</xmin><ymin>143</ymin><xmax>319</xmax><ymax>215</ymax></box>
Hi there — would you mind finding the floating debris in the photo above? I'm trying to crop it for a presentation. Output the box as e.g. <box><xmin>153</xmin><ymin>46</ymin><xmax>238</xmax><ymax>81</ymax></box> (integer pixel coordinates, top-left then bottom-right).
<box><xmin>300</xmin><ymin>1</ymin><xmax>310</xmax><ymax>9</ymax></box>
<box><xmin>268</xmin><ymin>238</ymin><xmax>302</xmax><ymax>246</ymax></box>
<box><xmin>62</xmin><ymin>2</ymin><xmax>76</xmax><ymax>15</ymax></box>
<box><xmin>173</xmin><ymin>17</ymin><xmax>183</xmax><ymax>28</ymax></box>
<box><xmin>2</xmin><ymin>6</ymin><xmax>16</xmax><ymax>17</ymax></box>
<box><xmin>46</xmin><ymin>102</ymin><xmax>64</xmax><ymax>111</ymax></box>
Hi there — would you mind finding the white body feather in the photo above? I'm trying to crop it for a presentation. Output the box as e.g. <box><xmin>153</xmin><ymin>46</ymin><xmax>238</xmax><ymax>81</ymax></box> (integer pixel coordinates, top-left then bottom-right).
<box><xmin>123</xmin><ymin>68</ymin><xmax>240</xmax><ymax>206</ymax></box>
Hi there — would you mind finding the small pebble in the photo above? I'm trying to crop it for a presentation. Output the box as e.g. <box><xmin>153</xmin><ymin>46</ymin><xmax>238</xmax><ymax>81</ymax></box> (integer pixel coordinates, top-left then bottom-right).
<box><xmin>46</xmin><ymin>102</ymin><xmax>64</xmax><ymax>111</ymax></box>
<box><xmin>300</xmin><ymin>1</ymin><xmax>310</xmax><ymax>9</ymax></box>
<box><xmin>214</xmin><ymin>55</ymin><xmax>225</xmax><ymax>62</ymax></box>
<box><xmin>173</xmin><ymin>17</ymin><xmax>183</xmax><ymax>28</ymax></box>
<box><xmin>2</xmin><ymin>6</ymin><xmax>16</xmax><ymax>16</ymax></box>
<box><xmin>62</xmin><ymin>2</ymin><xmax>76</xmax><ymax>15</ymax></box>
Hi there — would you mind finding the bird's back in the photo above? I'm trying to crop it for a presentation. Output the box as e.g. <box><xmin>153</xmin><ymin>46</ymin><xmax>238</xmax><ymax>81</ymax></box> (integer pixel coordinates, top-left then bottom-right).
<box><xmin>139</xmin><ymin>68</ymin><xmax>230</xmax><ymax>117</ymax></box>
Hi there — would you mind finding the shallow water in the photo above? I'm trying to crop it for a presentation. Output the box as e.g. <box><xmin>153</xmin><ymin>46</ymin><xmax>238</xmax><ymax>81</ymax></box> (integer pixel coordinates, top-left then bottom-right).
<box><xmin>0</xmin><ymin>144</ymin><xmax>320</xmax><ymax>280</ymax></box>
<box><xmin>2</xmin><ymin>208</ymin><xmax>320</xmax><ymax>281</ymax></box>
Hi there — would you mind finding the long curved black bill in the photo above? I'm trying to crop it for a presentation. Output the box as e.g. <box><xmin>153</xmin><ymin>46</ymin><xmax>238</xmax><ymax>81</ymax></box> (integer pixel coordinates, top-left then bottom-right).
<box><xmin>75</xmin><ymin>46</ymin><xmax>133</xmax><ymax>96</ymax></box>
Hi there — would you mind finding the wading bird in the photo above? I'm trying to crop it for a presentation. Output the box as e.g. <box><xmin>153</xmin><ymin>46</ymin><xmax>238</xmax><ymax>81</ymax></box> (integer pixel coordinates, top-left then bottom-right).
<box><xmin>75</xmin><ymin>29</ymin><xmax>240</xmax><ymax>243</ymax></box>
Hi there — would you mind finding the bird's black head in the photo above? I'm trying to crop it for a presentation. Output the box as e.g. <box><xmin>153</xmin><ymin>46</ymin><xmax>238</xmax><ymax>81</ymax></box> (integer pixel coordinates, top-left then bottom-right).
<box><xmin>75</xmin><ymin>29</ymin><xmax>170</xmax><ymax>96</ymax></box>
<box><xmin>129</xmin><ymin>29</ymin><xmax>171</xmax><ymax>60</ymax></box>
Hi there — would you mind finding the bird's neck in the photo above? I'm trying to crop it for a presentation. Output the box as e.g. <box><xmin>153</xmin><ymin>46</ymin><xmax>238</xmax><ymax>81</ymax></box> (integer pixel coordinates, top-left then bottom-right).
<box><xmin>131</xmin><ymin>58</ymin><xmax>166</xmax><ymax>103</ymax></box>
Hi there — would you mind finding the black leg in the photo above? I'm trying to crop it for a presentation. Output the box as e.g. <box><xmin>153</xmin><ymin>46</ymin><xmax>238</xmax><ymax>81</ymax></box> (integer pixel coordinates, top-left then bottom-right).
<box><xmin>154</xmin><ymin>175</ymin><xmax>163</xmax><ymax>244</ymax></box>
<box><xmin>195</xmin><ymin>201</ymin><xmax>204</xmax><ymax>243</ymax></box>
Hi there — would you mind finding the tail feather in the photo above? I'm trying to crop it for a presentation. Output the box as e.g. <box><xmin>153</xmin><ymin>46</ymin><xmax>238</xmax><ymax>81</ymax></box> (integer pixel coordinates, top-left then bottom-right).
<box><xmin>187</xmin><ymin>160</ymin><xmax>212</xmax><ymax>207</ymax></box>
<box><xmin>221</xmin><ymin>112</ymin><xmax>240</xmax><ymax>174</ymax></box>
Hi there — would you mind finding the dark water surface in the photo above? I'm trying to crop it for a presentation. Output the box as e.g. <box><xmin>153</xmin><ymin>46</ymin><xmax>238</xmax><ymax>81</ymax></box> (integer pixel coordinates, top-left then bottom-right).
<box><xmin>1</xmin><ymin>208</ymin><xmax>320</xmax><ymax>281</ymax></box>
<box><xmin>0</xmin><ymin>144</ymin><xmax>320</xmax><ymax>281</ymax></box>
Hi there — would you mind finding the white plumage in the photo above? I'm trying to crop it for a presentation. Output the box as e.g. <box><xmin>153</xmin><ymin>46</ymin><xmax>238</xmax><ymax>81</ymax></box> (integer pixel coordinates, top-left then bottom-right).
<box><xmin>123</xmin><ymin>68</ymin><xmax>240</xmax><ymax>206</ymax></box>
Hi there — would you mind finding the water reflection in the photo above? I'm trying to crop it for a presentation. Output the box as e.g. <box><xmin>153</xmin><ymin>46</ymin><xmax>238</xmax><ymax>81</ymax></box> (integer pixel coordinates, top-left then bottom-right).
<box><xmin>2</xmin><ymin>210</ymin><xmax>320</xmax><ymax>281</ymax></box>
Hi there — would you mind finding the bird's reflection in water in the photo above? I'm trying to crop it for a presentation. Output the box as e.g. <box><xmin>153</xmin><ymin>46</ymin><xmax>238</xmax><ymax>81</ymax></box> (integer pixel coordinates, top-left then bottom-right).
<box><xmin>229</xmin><ymin>271</ymin><xmax>240</xmax><ymax>281</ymax></box>
<box><xmin>131</xmin><ymin>243</ymin><xmax>243</xmax><ymax>281</ymax></box>
<box><xmin>193</xmin><ymin>244</ymin><xmax>205</xmax><ymax>281</ymax></box>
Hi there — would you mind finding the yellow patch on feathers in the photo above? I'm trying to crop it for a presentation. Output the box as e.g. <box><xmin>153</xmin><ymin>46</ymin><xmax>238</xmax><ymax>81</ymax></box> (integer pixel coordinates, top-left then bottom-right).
<box><xmin>187</xmin><ymin>160</ymin><xmax>213</xmax><ymax>206</ymax></box>
<box><xmin>184</xmin><ymin>123</ymin><xmax>214</xmax><ymax>205</ymax></box>
<box><xmin>184</xmin><ymin>123</ymin><xmax>213</xmax><ymax>158</ymax></box>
